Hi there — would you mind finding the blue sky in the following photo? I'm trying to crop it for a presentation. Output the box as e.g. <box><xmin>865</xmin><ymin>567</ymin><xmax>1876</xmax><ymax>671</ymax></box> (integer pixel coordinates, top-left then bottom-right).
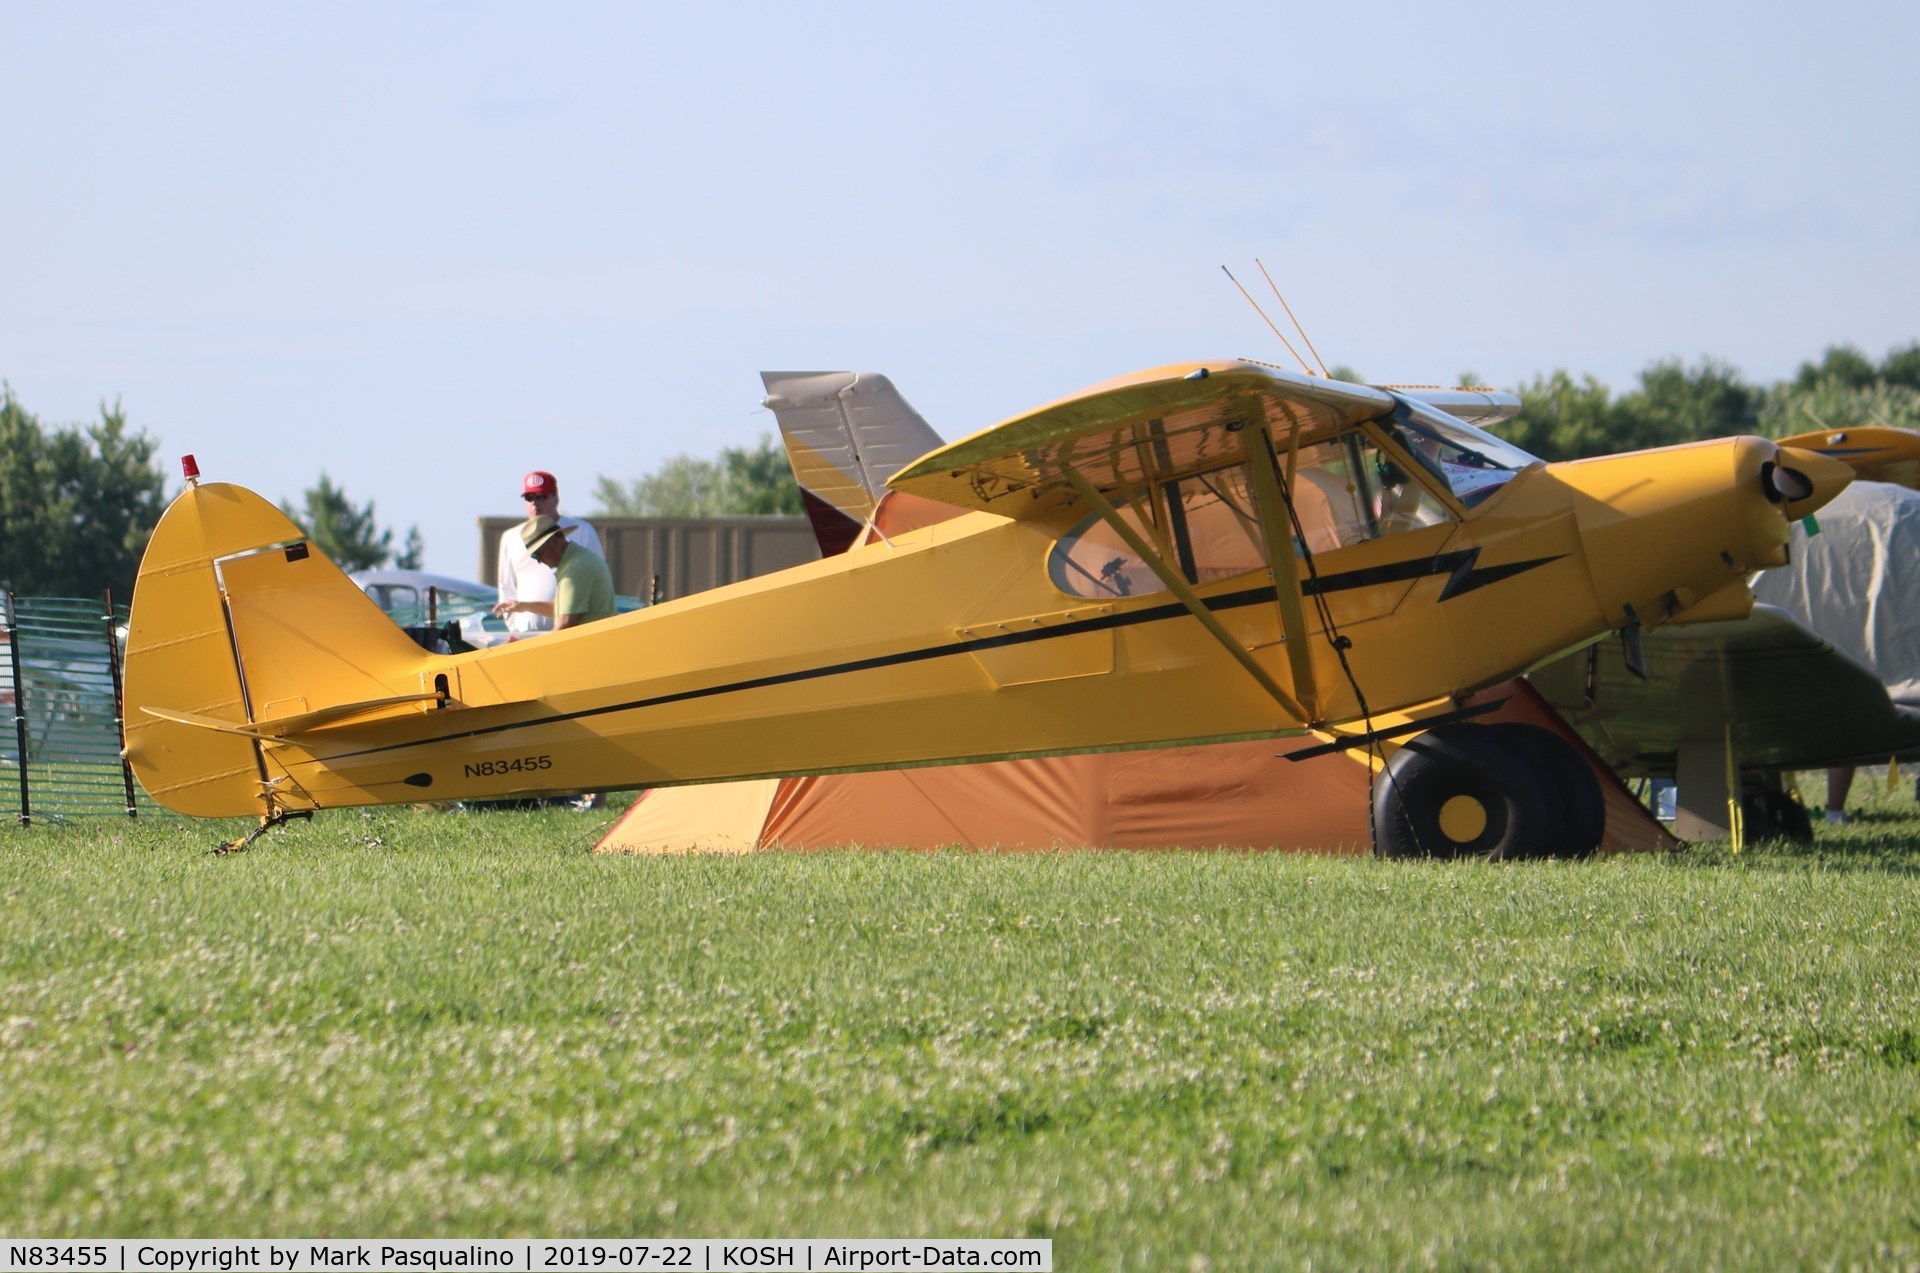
<box><xmin>5</xmin><ymin>0</ymin><xmax>1917</xmax><ymax>577</ymax></box>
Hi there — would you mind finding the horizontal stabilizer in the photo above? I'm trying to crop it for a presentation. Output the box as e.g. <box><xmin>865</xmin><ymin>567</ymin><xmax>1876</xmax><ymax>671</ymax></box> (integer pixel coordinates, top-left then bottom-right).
<box><xmin>143</xmin><ymin>691</ymin><xmax>453</xmax><ymax>741</ymax></box>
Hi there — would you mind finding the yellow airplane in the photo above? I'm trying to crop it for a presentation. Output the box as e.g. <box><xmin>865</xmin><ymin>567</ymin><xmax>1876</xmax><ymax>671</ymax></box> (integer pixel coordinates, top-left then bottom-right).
<box><xmin>121</xmin><ymin>361</ymin><xmax>1854</xmax><ymax>856</ymax></box>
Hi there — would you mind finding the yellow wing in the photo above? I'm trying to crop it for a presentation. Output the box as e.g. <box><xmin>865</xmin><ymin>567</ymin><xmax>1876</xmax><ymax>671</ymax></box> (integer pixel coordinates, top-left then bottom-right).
<box><xmin>886</xmin><ymin>360</ymin><xmax>1395</xmax><ymax>516</ymax></box>
<box><xmin>1774</xmin><ymin>424</ymin><xmax>1920</xmax><ymax>490</ymax></box>
<box><xmin>1532</xmin><ymin>605</ymin><xmax>1920</xmax><ymax>775</ymax></box>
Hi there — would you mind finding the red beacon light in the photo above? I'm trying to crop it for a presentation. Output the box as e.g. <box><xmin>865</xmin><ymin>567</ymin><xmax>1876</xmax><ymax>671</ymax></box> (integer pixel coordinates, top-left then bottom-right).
<box><xmin>181</xmin><ymin>454</ymin><xmax>200</xmax><ymax>486</ymax></box>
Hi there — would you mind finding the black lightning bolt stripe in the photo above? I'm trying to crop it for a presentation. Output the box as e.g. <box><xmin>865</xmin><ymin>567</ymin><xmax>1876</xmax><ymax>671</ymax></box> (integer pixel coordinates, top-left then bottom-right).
<box><xmin>319</xmin><ymin>550</ymin><xmax>1564</xmax><ymax>760</ymax></box>
<box><xmin>1437</xmin><ymin>551</ymin><xmax>1566</xmax><ymax>600</ymax></box>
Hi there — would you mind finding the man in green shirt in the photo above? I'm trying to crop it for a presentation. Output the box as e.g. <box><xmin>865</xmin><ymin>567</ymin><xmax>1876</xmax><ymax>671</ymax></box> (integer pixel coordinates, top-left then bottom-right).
<box><xmin>521</xmin><ymin>515</ymin><xmax>616</xmax><ymax>630</ymax></box>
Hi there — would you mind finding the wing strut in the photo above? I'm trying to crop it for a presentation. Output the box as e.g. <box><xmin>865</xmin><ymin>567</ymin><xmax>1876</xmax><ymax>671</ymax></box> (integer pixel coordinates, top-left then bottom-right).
<box><xmin>1061</xmin><ymin>468</ymin><xmax>1313</xmax><ymax>724</ymax></box>
<box><xmin>1241</xmin><ymin>416</ymin><xmax>1322</xmax><ymax>718</ymax></box>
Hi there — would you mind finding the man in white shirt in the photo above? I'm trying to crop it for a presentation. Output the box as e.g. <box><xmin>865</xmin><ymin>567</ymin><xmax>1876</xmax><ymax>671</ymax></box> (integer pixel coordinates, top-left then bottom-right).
<box><xmin>493</xmin><ymin>470</ymin><xmax>604</xmax><ymax>634</ymax></box>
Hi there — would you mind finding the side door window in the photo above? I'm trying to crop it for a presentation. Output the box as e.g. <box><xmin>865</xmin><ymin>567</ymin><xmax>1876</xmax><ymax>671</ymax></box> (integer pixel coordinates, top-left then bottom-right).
<box><xmin>1050</xmin><ymin>464</ymin><xmax>1269</xmax><ymax>599</ymax></box>
<box><xmin>1288</xmin><ymin>432</ymin><xmax>1452</xmax><ymax>553</ymax></box>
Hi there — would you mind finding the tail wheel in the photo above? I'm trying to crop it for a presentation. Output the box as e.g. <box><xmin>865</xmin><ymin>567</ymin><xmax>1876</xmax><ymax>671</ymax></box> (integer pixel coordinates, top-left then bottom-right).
<box><xmin>1744</xmin><ymin>777</ymin><xmax>1814</xmax><ymax>844</ymax></box>
<box><xmin>1372</xmin><ymin>723</ymin><xmax>1557</xmax><ymax>860</ymax></box>
<box><xmin>1489</xmin><ymin>723</ymin><xmax>1606</xmax><ymax>859</ymax></box>
<box><xmin>1774</xmin><ymin>791</ymin><xmax>1815</xmax><ymax>843</ymax></box>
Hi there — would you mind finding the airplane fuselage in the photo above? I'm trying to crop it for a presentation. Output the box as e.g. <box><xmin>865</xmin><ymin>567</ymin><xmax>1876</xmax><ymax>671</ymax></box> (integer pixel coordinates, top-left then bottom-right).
<box><xmin>122</xmin><ymin>405</ymin><xmax>1848</xmax><ymax>819</ymax></box>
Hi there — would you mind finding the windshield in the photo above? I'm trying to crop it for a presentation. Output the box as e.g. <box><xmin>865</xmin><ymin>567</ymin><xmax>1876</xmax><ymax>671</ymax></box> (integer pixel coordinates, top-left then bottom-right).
<box><xmin>362</xmin><ymin>583</ymin><xmax>495</xmax><ymax>626</ymax></box>
<box><xmin>1384</xmin><ymin>398</ymin><xmax>1541</xmax><ymax>507</ymax></box>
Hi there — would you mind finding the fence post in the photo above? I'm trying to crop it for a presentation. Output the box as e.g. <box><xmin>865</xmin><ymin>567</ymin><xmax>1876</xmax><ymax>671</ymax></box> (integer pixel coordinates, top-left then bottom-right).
<box><xmin>103</xmin><ymin>589</ymin><xmax>139</xmax><ymax>819</ymax></box>
<box><xmin>4</xmin><ymin>591</ymin><xmax>30</xmax><ymax>827</ymax></box>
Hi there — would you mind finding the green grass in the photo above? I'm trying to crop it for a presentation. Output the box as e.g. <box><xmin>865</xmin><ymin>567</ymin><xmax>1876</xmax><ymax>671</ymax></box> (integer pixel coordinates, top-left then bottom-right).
<box><xmin>5</xmin><ymin>782</ymin><xmax>1920</xmax><ymax>1269</ymax></box>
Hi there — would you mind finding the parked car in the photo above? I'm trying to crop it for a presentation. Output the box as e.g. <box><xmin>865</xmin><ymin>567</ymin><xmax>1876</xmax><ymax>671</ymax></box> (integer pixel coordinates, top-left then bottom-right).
<box><xmin>350</xmin><ymin>569</ymin><xmax>510</xmax><ymax>649</ymax></box>
<box><xmin>349</xmin><ymin>569</ymin><xmax>645</xmax><ymax>651</ymax></box>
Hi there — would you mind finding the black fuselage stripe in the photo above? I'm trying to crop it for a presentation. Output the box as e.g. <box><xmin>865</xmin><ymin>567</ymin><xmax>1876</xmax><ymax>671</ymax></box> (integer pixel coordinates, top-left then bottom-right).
<box><xmin>324</xmin><ymin>588</ymin><xmax>1267</xmax><ymax>760</ymax></box>
<box><xmin>322</xmin><ymin>551</ymin><xmax>1559</xmax><ymax>761</ymax></box>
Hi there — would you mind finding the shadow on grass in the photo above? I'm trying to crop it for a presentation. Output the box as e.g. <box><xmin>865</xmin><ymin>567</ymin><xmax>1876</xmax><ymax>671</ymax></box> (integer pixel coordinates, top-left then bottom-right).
<box><xmin>1676</xmin><ymin>830</ymin><xmax>1920</xmax><ymax>877</ymax></box>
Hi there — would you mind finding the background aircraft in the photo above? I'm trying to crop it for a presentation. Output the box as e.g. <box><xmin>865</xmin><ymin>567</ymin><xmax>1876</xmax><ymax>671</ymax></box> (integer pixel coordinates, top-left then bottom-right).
<box><xmin>1533</xmin><ymin>476</ymin><xmax>1920</xmax><ymax>841</ymax></box>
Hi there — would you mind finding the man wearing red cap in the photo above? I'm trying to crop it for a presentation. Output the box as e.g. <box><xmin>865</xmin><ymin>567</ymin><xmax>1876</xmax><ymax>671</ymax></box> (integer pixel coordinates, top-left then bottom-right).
<box><xmin>493</xmin><ymin>470</ymin><xmax>604</xmax><ymax>635</ymax></box>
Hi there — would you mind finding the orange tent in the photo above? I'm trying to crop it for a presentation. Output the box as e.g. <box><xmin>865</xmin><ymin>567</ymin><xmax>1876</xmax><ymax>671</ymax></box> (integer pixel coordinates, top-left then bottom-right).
<box><xmin>595</xmin><ymin>680</ymin><xmax>1673</xmax><ymax>856</ymax></box>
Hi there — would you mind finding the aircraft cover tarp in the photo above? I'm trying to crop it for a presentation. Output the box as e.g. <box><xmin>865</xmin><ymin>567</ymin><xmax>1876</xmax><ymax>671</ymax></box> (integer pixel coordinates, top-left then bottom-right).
<box><xmin>1751</xmin><ymin>480</ymin><xmax>1920</xmax><ymax>705</ymax></box>
<box><xmin>596</xmin><ymin>681</ymin><xmax>1670</xmax><ymax>856</ymax></box>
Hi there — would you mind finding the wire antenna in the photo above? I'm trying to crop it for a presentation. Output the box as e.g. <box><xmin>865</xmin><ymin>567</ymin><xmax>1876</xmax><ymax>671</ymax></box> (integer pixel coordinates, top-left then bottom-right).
<box><xmin>1797</xmin><ymin>401</ymin><xmax>1835</xmax><ymax>431</ymax></box>
<box><xmin>1256</xmin><ymin>259</ymin><xmax>1330</xmax><ymax>378</ymax></box>
<box><xmin>1221</xmin><ymin>265</ymin><xmax>1312</xmax><ymax>375</ymax></box>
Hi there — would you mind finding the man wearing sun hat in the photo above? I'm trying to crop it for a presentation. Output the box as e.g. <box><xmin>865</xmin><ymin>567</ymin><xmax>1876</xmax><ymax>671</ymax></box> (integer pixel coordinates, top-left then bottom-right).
<box><xmin>493</xmin><ymin>470</ymin><xmax>603</xmax><ymax>634</ymax></box>
<box><xmin>519</xmin><ymin>515</ymin><xmax>616</xmax><ymax>629</ymax></box>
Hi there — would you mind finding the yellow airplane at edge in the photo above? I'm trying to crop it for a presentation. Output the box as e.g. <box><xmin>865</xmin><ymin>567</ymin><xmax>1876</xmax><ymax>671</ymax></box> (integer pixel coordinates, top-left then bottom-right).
<box><xmin>121</xmin><ymin>360</ymin><xmax>1853</xmax><ymax>857</ymax></box>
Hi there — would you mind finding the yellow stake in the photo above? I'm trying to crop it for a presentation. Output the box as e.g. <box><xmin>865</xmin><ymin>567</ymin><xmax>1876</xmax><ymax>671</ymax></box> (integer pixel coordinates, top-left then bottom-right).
<box><xmin>1725</xmin><ymin>723</ymin><xmax>1744</xmax><ymax>853</ymax></box>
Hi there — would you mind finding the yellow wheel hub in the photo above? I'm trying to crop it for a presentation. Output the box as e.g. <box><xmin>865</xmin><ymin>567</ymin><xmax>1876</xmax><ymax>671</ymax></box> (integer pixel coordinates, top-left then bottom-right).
<box><xmin>1437</xmin><ymin>794</ymin><xmax>1489</xmax><ymax>844</ymax></box>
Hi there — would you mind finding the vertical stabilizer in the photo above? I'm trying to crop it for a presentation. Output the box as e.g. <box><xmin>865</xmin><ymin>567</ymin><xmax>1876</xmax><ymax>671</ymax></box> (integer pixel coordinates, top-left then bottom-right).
<box><xmin>760</xmin><ymin>371</ymin><xmax>944</xmax><ymax>553</ymax></box>
<box><xmin>123</xmin><ymin>481</ymin><xmax>438</xmax><ymax>816</ymax></box>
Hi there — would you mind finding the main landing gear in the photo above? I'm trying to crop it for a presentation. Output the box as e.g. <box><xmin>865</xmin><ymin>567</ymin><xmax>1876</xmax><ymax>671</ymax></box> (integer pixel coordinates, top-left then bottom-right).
<box><xmin>1372</xmin><ymin>722</ymin><xmax>1605</xmax><ymax>861</ymax></box>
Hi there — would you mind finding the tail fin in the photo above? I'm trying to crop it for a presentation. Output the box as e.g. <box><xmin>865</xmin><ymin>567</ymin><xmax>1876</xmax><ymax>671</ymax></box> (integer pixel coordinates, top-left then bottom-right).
<box><xmin>123</xmin><ymin>481</ymin><xmax>441</xmax><ymax>817</ymax></box>
<box><xmin>760</xmin><ymin>371</ymin><xmax>944</xmax><ymax>555</ymax></box>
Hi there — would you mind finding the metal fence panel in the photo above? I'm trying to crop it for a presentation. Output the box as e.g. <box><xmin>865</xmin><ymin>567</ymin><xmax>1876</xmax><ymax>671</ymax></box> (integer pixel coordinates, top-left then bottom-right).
<box><xmin>2</xmin><ymin>594</ymin><xmax>150</xmax><ymax>824</ymax></box>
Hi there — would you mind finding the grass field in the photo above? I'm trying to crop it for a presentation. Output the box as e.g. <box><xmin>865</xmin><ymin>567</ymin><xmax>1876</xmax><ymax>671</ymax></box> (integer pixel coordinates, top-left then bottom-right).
<box><xmin>5</xmin><ymin>781</ymin><xmax>1920</xmax><ymax>1269</ymax></box>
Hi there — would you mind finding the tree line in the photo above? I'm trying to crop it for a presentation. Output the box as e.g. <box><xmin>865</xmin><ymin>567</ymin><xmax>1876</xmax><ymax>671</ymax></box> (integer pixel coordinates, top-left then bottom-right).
<box><xmin>592</xmin><ymin>433</ymin><xmax>803</xmax><ymax>517</ymax></box>
<box><xmin>5</xmin><ymin>341</ymin><xmax>1918</xmax><ymax>597</ymax></box>
<box><xmin>1493</xmin><ymin>345</ymin><xmax>1920</xmax><ymax>462</ymax></box>
<box><xmin>0</xmin><ymin>384</ymin><xmax>419</xmax><ymax>601</ymax></box>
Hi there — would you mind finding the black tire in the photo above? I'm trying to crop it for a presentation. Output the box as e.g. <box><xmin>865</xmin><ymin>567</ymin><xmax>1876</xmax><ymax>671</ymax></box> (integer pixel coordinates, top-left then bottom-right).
<box><xmin>1372</xmin><ymin>724</ymin><xmax>1559</xmax><ymax>861</ymax></box>
<box><xmin>1489</xmin><ymin>723</ymin><xmax>1606</xmax><ymax>859</ymax></box>
<box><xmin>1771</xmin><ymin>791</ymin><xmax>1815</xmax><ymax>843</ymax></box>
<box><xmin>1746</xmin><ymin>782</ymin><xmax>1814</xmax><ymax>844</ymax></box>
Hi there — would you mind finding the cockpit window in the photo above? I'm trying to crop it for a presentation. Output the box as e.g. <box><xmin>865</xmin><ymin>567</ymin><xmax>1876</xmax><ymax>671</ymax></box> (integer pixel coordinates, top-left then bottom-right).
<box><xmin>1287</xmin><ymin>435</ymin><xmax>1386</xmax><ymax>553</ymax></box>
<box><xmin>1050</xmin><ymin>465</ymin><xmax>1269</xmax><ymax>600</ymax></box>
<box><xmin>1049</xmin><ymin>429</ymin><xmax>1466</xmax><ymax>601</ymax></box>
<box><xmin>1385</xmin><ymin>398</ymin><xmax>1542</xmax><ymax>508</ymax></box>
